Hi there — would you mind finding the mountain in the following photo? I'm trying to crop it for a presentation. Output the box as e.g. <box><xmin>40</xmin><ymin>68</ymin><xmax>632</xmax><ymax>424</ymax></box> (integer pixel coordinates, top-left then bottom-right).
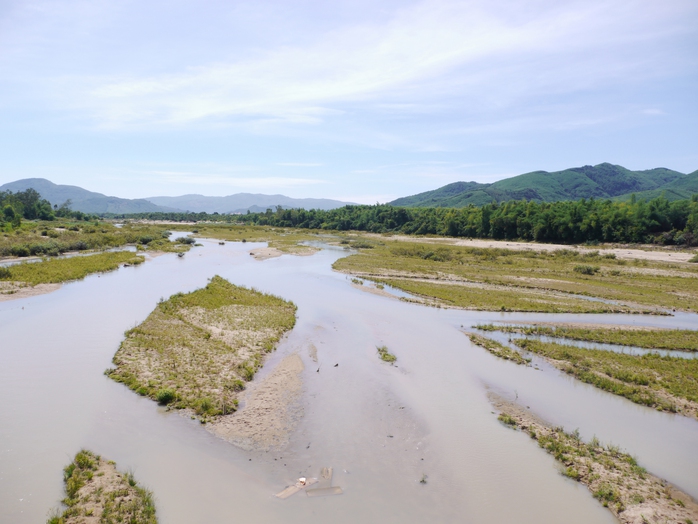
<box><xmin>0</xmin><ymin>178</ymin><xmax>356</xmax><ymax>215</ymax></box>
<box><xmin>390</xmin><ymin>163</ymin><xmax>692</xmax><ymax>207</ymax></box>
<box><xmin>145</xmin><ymin>194</ymin><xmax>355</xmax><ymax>213</ymax></box>
<box><xmin>615</xmin><ymin>169</ymin><xmax>698</xmax><ymax>202</ymax></box>
<box><xmin>0</xmin><ymin>178</ymin><xmax>178</xmax><ymax>214</ymax></box>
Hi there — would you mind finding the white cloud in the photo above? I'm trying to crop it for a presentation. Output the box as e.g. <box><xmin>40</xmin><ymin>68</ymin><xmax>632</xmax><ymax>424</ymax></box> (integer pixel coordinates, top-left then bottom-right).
<box><xmin>28</xmin><ymin>0</ymin><xmax>694</xmax><ymax>132</ymax></box>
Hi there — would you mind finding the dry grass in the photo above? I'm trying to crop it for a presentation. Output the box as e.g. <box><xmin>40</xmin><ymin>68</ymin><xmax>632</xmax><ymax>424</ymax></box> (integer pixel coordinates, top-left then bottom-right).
<box><xmin>106</xmin><ymin>276</ymin><xmax>297</xmax><ymax>421</ymax></box>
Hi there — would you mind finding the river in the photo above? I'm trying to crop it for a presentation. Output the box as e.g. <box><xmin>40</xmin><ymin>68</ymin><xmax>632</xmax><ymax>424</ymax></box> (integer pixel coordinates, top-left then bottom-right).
<box><xmin>1</xmin><ymin>237</ymin><xmax>696</xmax><ymax>523</ymax></box>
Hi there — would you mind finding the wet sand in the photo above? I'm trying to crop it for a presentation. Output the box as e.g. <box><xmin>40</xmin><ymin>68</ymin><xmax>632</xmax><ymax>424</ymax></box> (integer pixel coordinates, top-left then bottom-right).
<box><xmin>209</xmin><ymin>353</ymin><xmax>304</xmax><ymax>451</ymax></box>
<box><xmin>0</xmin><ymin>282</ymin><xmax>61</xmax><ymax>302</ymax></box>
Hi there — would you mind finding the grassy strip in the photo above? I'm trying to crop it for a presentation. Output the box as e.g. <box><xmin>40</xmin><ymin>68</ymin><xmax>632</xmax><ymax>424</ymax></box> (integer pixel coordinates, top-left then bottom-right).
<box><xmin>477</xmin><ymin>324</ymin><xmax>698</xmax><ymax>352</ymax></box>
<box><xmin>0</xmin><ymin>251</ymin><xmax>144</xmax><ymax>285</ymax></box>
<box><xmin>106</xmin><ymin>276</ymin><xmax>296</xmax><ymax>422</ymax></box>
<box><xmin>490</xmin><ymin>399</ymin><xmax>698</xmax><ymax>524</ymax></box>
<box><xmin>514</xmin><ymin>339</ymin><xmax>698</xmax><ymax>419</ymax></box>
<box><xmin>1</xmin><ymin>220</ymin><xmax>184</xmax><ymax>258</ymax></box>
<box><xmin>169</xmin><ymin>224</ymin><xmax>321</xmax><ymax>255</ymax></box>
<box><xmin>47</xmin><ymin>449</ymin><xmax>157</xmax><ymax>524</ymax></box>
<box><xmin>376</xmin><ymin>345</ymin><xmax>397</xmax><ymax>363</ymax></box>
<box><xmin>466</xmin><ymin>333</ymin><xmax>530</xmax><ymax>365</ymax></box>
<box><xmin>376</xmin><ymin>277</ymin><xmax>628</xmax><ymax>313</ymax></box>
<box><xmin>333</xmin><ymin>240</ymin><xmax>698</xmax><ymax>312</ymax></box>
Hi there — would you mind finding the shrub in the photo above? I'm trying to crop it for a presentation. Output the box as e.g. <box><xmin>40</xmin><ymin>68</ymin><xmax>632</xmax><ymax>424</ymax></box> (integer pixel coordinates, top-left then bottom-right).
<box><xmin>497</xmin><ymin>413</ymin><xmax>517</xmax><ymax>426</ymax></box>
<box><xmin>0</xmin><ymin>267</ymin><xmax>11</xmax><ymax>279</ymax></box>
<box><xmin>573</xmin><ymin>265</ymin><xmax>599</xmax><ymax>275</ymax></box>
<box><xmin>156</xmin><ymin>388</ymin><xmax>175</xmax><ymax>404</ymax></box>
<box><xmin>377</xmin><ymin>345</ymin><xmax>397</xmax><ymax>363</ymax></box>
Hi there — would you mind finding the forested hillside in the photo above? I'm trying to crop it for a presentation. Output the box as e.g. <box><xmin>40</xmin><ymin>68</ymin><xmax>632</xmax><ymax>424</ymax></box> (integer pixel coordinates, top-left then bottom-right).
<box><xmin>390</xmin><ymin>163</ymin><xmax>691</xmax><ymax>207</ymax></box>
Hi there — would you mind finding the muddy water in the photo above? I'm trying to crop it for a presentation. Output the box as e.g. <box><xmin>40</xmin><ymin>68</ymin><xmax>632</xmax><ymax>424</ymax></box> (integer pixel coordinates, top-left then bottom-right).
<box><xmin>1</xmin><ymin>238</ymin><xmax>696</xmax><ymax>523</ymax></box>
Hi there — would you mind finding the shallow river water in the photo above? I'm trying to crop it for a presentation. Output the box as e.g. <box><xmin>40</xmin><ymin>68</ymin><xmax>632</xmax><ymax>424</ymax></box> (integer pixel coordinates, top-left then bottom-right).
<box><xmin>1</xmin><ymin>238</ymin><xmax>697</xmax><ymax>523</ymax></box>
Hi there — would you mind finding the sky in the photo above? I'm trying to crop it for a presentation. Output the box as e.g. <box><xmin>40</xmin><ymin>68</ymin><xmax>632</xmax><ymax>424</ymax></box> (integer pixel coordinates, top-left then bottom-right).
<box><xmin>1</xmin><ymin>0</ymin><xmax>697</xmax><ymax>204</ymax></box>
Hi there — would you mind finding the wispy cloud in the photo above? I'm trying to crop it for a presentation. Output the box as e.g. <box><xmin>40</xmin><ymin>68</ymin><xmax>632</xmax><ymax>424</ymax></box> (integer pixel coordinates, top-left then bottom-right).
<box><xmin>276</xmin><ymin>162</ymin><xmax>323</xmax><ymax>167</ymax></box>
<box><xmin>24</xmin><ymin>0</ymin><xmax>694</xmax><ymax>133</ymax></box>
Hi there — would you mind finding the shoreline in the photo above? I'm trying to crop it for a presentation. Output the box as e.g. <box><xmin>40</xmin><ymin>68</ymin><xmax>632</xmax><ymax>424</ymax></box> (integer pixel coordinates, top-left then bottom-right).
<box><xmin>488</xmin><ymin>391</ymin><xmax>698</xmax><ymax>524</ymax></box>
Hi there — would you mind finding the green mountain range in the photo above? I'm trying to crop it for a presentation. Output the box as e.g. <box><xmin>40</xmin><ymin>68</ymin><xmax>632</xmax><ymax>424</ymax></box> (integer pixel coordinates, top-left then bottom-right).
<box><xmin>390</xmin><ymin>163</ymin><xmax>698</xmax><ymax>208</ymax></box>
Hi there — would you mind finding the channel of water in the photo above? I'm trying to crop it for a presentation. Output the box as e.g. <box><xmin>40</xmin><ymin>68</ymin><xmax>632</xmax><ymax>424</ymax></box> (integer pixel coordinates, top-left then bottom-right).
<box><xmin>1</xmin><ymin>237</ymin><xmax>696</xmax><ymax>523</ymax></box>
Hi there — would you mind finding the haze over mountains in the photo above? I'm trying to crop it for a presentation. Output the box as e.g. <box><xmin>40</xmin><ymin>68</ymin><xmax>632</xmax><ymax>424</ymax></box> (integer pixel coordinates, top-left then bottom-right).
<box><xmin>0</xmin><ymin>179</ymin><xmax>355</xmax><ymax>214</ymax></box>
<box><xmin>2</xmin><ymin>163</ymin><xmax>697</xmax><ymax>215</ymax></box>
<box><xmin>390</xmin><ymin>163</ymin><xmax>698</xmax><ymax>208</ymax></box>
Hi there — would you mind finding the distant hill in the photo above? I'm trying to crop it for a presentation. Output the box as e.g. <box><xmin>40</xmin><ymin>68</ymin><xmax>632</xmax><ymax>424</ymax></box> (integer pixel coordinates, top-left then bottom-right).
<box><xmin>390</xmin><ymin>163</ymin><xmax>693</xmax><ymax>207</ymax></box>
<box><xmin>0</xmin><ymin>178</ymin><xmax>177</xmax><ymax>214</ymax></box>
<box><xmin>0</xmin><ymin>178</ymin><xmax>356</xmax><ymax>215</ymax></box>
<box><xmin>145</xmin><ymin>194</ymin><xmax>355</xmax><ymax>213</ymax></box>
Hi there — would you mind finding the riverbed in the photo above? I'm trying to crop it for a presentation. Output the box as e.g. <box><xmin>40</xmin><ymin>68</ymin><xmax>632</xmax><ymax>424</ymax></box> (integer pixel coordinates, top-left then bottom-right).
<box><xmin>1</xmin><ymin>237</ymin><xmax>696</xmax><ymax>523</ymax></box>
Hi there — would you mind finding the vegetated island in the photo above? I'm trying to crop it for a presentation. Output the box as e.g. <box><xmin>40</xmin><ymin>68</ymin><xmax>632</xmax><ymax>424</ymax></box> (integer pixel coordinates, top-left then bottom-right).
<box><xmin>476</xmin><ymin>323</ymin><xmax>698</xmax><ymax>352</ymax></box>
<box><xmin>467</xmin><ymin>328</ymin><xmax>698</xmax><ymax>420</ymax></box>
<box><xmin>0</xmin><ymin>219</ymin><xmax>195</xmax><ymax>301</ymax></box>
<box><xmin>333</xmin><ymin>240</ymin><xmax>698</xmax><ymax>313</ymax></box>
<box><xmin>0</xmin><ymin>251</ymin><xmax>145</xmax><ymax>301</ymax></box>
<box><xmin>489</xmin><ymin>393</ymin><xmax>698</xmax><ymax>524</ymax></box>
<box><xmin>105</xmin><ymin>276</ymin><xmax>300</xmax><ymax>449</ymax></box>
<box><xmin>47</xmin><ymin>449</ymin><xmax>157</xmax><ymax>524</ymax></box>
<box><xmin>513</xmin><ymin>338</ymin><xmax>698</xmax><ymax>420</ymax></box>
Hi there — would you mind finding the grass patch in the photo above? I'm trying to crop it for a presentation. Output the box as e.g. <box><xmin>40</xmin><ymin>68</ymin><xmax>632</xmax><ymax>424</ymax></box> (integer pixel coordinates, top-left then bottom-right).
<box><xmin>376</xmin><ymin>345</ymin><xmax>397</xmax><ymax>363</ymax></box>
<box><xmin>1</xmin><ymin>220</ymin><xmax>186</xmax><ymax>259</ymax></box>
<box><xmin>476</xmin><ymin>324</ymin><xmax>698</xmax><ymax>352</ymax></box>
<box><xmin>333</xmin><ymin>240</ymin><xmax>698</xmax><ymax>312</ymax></box>
<box><xmin>106</xmin><ymin>276</ymin><xmax>296</xmax><ymax>421</ymax></box>
<box><xmin>467</xmin><ymin>333</ymin><xmax>530</xmax><ymax>365</ymax></box>
<box><xmin>0</xmin><ymin>251</ymin><xmax>144</xmax><ymax>285</ymax></box>
<box><xmin>514</xmin><ymin>339</ymin><xmax>698</xmax><ymax>419</ymax></box>
<box><xmin>46</xmin><ymin>449</ymin><xmax>157</xmax><ymax>524</ymax></box>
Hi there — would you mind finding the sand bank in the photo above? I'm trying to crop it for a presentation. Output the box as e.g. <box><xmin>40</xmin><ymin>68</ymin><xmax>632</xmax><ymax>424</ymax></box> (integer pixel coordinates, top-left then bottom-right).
<box><xmin>209</xmin><ymin>353</ymin><xmax>304</xmax><ymax>451</ymax></box>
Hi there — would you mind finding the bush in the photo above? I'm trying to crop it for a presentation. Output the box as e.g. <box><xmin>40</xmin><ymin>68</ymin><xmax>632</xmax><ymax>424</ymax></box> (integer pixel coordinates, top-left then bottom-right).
<box><xmin>156</xmin><ymin>388</ymin><xmax>175</xmax><ymax>404</ymax></box>
<box><xmin>376</xmin><ymin>345</ymin><xmax>397</xmax><ymax>363</ymax></box>
<box><xmin>0</xmin><ymin>267</ymin><xmax>11</xmax><ymax>279</ymax></box>
<box><xmin>573</xmin><ymin>265</ymin><xmax>599</xmax><ymax>275</ymax></box>
<box><xmin>175</xmin><ymin>237</ymin><xmax>195</xmax><ymax>245</ymax></box>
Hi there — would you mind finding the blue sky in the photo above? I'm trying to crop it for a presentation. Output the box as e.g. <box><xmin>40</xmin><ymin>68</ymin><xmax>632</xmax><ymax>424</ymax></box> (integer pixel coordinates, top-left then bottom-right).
<box><xmin>1</xmin><ymin>0</ymin><xmax>697</xmax><ymax>203</ymax></box>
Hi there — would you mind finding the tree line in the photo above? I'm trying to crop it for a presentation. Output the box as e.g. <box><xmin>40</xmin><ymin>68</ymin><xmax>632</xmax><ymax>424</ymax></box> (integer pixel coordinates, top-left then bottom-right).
<box><xmin>1</xmin><ymin>189</ymin><xmax>95</xmax><ymax>230</ymax></box>
<box><xmin>118</xmin><ymin>195</ymin><xmax>698</xmax><ymax>246</ymax></box>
